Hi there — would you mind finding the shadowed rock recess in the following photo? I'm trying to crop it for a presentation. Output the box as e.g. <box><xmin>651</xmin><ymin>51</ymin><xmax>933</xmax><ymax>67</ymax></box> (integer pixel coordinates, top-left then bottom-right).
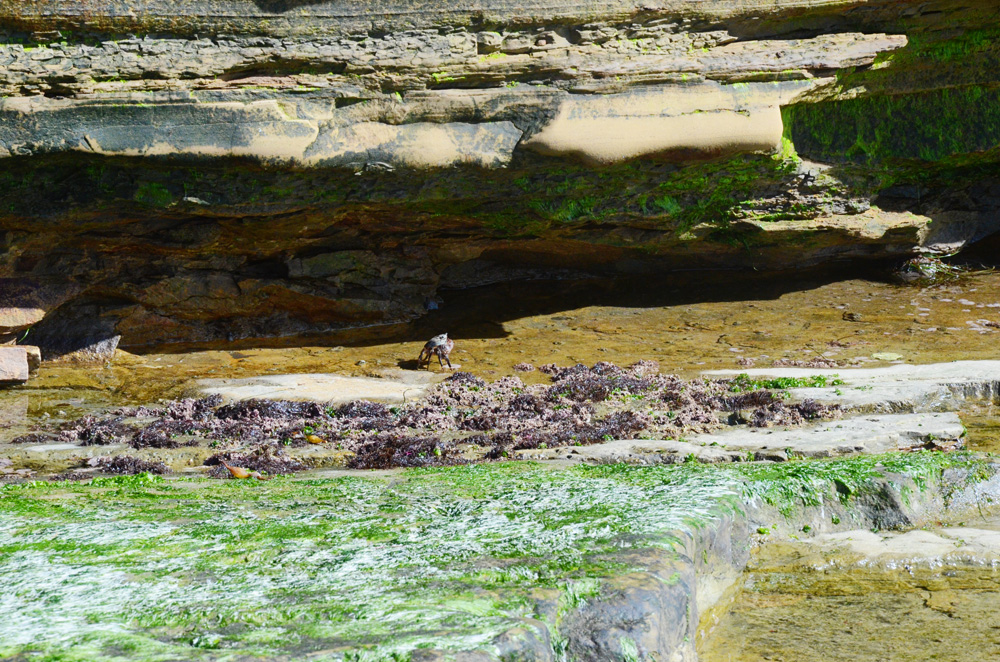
<box><xmin>1</xmin><ymin>0</ymin><xmax>999</xmax><ymax>354</ymax></box>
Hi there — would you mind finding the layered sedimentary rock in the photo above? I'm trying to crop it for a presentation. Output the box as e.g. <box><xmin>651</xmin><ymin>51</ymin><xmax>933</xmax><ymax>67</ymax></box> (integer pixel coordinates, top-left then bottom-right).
<box><xmin>0</xmin><ymin>0</ymin><xmax>998</xmax><ymax>353</ymax></box>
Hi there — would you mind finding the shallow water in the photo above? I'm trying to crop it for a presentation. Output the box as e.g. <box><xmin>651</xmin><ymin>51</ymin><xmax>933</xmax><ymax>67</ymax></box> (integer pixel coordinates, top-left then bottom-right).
<box><xmin>4</xmin><ymin>266</ymin><xmax>1000</xmax><ymax>439</ymax></box>
<box><xmin>960</xmin><ymin>403</ymin><xmax>1000</xmax><ymax>454</ymax></box>
<box><xmin>701</xmin><ymin>579</ymin><xmax>1000</xmax><ymax>661</ymax></box>
<box><xmin>16</xmin><ymin>269</ymin><xmax>1000</xmax><ymax>402</ymax></box>
<box><xmin>699</xmin><ymin>517</ymin><xmax>1000</xmax><ymax>662</ymax></box>
<box><xmin>3</xmin><ymin>259</ymin><xmax>1000</xmax><ymax>658</ymax></box>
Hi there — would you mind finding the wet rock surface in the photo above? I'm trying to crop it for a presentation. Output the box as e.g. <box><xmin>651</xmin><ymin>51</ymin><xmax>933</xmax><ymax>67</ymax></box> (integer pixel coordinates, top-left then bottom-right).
<box><xmin>2</xmin><ymin>441</ymin><xmax>997</xmax><ymax>661</ymax></box>
<box><xmin>2</xmin><ymin>5</ymin><xmax>1000</xmax><ymax>657</ymax></box>
<box><xmin>3</xmin><ymin>344</ymin><xmax>1000</xmax><ymax>661</ymax></box>
<box><xmin>536</xmin><ymin>411</ymin><xmax>965</xmax><ymax>464</ymax></box>
<box><xmin>0</xmin><ymin>462</ymin><xmax>746</xmax><ymax>662</ymax></box>
<box><xmin>707</xmin><ymin>360</ymin><xmax>1000</xmax><ymax>413</ymax></box>
<box><xmin>700</xmin><ymin>513</ymin><xmax>1000</xmax><ymax>662</ymax></box>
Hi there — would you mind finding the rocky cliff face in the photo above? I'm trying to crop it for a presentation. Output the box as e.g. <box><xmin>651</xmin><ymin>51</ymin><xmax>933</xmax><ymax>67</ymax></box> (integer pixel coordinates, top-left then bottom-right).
<box><xmin>0</xmin><ymin>0</ymin><xmax>998</xmax><ymax>354</ymax></box>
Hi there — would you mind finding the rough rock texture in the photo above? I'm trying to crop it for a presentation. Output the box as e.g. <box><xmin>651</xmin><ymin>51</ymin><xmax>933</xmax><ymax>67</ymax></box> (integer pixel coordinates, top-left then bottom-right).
<box><xmin>706</xmin><ymin>360</ymin><xmax>1000</xmax><ymax>413</ymax></box>
<box><xmin>195</xmin><ymin>370</ymin><xmax>446</xmax><ymax>404</ymax></box>
<box><xmin>530</xmin><ymin>412</ymin><xmax>965</xmax><ymax>463</ymax></box>
<box><xmin>1</xmin><ymin>1</ymin><xmax>999</xmax><ymax>353</ymax></box>
<box><xmin>561</xmin><ymin>463</ymin><xmax>1000</xmax><ymax>662</ymax></box>
<box><xmin>0</xmin><ymin>346</ymin><xmax>29</xmax><ymax>383</ymax></box>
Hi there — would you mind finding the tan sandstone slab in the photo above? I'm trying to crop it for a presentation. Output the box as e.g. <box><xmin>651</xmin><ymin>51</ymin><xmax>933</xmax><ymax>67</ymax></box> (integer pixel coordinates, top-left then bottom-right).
<box><xmin>705</xmin><ymin>360</ymin><xmax>1000</xmax><ymax>413</ymax></box>
<box><xmin>519</xmin><ymin>412</ymin><xmax>962</xmax><ymax>464</ymax></box>
<box><xmin>687</xmin><ymin>412</ymin><xmax>964</xmax><ymax>458</ymax></box>
<box><xmin>0</xmin><ymin>346</ymin><xmax>29</xmax><ymax>383</ymax></box>
<box><xmin>192</xmin><ymin>371</ymin><xmax>447</xmax><ymax>404</ymax></box>
<box><xmin>778</xmin><ymin>517</ymin><xmax>1000</xmax><ymax>569</ymax></box>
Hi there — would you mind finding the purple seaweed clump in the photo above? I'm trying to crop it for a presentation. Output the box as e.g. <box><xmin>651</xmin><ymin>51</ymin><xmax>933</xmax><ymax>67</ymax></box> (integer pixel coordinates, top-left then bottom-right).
<box><xmin>30</xmin><ymin>360</ymin><xmax>844</xmax><ymax>473</ymax></box>
<box><xmin>10</xmin><ymin>433</ymin><xmax>53</xmax><ymax>444</ymax></box>
<box><xmin>795</xmin><ymin>399</ymin><xmax>842</xmax><ymax>422</ymax></box>
<box><xmin>92</xmin><ymin>455</ymin><xmax>169</xmax><ymax>475</ymax></box>
<box><xmin>130</xmin><ymin>419</ymin><xmax>202</xmax><ymax>449</ymax></box>
<box><xmin>65</xmin><ymin>417</ymin><xmax>136</xmax><ymax>446</ymax></box>
<box><xmin>446</xmin><ymin>371</ymin><xmax>487</xmax><ymax>388</ymax></box>
<box><xmin>349</xmin><ymin>434</ymin><xmax>460</xmax><ymax>470</ymax></box>
<box><xmin>334</xmin><ymin>400</ymin><xmax>394</xmax><ymax>431</ymax></box>
<box><xmin>216</xmin><ymin>399</ymin><xmax>323</xmax><ymax>421</ymax></box>
<box><xmin>206</xmin><ymin>442</ymin><xmax>306</xmax><ymax>477</ymax></box>
<box><xmin>122</xmin><ymin>395</ymin><xmax>223</xmax><ymax>421</ymax></box>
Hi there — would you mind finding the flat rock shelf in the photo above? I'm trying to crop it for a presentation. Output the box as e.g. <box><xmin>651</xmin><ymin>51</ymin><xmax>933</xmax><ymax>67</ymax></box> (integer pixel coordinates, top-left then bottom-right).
<box><xmin>3</xmin><ymin>360</ymin><xmax>1000</xmax><ymax>659</ymax></box>
<box><xmin>3</xmin><ymin>454</ymin><xmax>1000</xmax><ymax>662</ymax></box>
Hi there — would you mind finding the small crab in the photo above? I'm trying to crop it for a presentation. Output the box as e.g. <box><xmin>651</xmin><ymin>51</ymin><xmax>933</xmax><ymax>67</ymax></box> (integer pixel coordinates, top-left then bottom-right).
<box><xmin>417</xmin><ymin>333</ymin><xmax>454</xmax><ymax>369</ymax></box>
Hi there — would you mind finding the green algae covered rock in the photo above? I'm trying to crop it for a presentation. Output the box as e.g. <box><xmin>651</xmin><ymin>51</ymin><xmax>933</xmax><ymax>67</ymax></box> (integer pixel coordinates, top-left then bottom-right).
<box><xmin>0</xmin><ymin>452</ymin><xmax>991</xmax><ymax>661</ymax></box>
<box><xmin>0</xmin><ymin>464</ymin><xmax>737</xmax><ymax>661</ymax></box>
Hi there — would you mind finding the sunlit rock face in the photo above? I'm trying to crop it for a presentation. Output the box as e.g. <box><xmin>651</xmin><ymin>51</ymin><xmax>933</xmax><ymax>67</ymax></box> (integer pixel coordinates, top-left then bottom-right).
<box><xmin>0</xmin><ymin>0</ymin><xmax>998</xmax><ymax>355</ymax></box>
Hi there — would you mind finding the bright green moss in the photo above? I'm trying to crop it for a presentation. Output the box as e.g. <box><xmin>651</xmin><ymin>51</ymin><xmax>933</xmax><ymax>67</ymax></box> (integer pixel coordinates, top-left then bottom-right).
<box><xmin>784</xmin><ymin>86</ymin><xmax>1000</xmax><ymax>167</ymax></box>
<box><xmin>0</xmin><ymin>454</ymin><xmax>987</xmax><ymax>660</ymax></box>
<box><xmin>133</xmin><ymin>181</ymin><xmax>174</xmax><ymax>207</ymax></box>
<box><xmin>728</xmin><ymin>373</ymin><xmax>844</xmax><ymax>392</ymax></box>
<box><xmin>733</xmin><ymin>450</ymin><xmax>984</xmax><ymax>515</ymax></box>
<box><xmin>0</xmin><ymin>463</ymin><xmax>736</xmax><ymax>661</ymax></box>
<box><xmin>0</xmin><ymin>148</ymin><xmax>806</xmax><ymax>245</ymax></box>
<box><xmin>908</xmin><ymin>28</ymin><xmax>1000</xmax><ymax>64</ymax></box>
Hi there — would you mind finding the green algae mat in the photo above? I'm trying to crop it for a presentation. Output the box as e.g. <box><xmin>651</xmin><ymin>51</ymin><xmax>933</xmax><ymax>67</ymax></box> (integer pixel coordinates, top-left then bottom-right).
<box><xmin>0</xmin><ymin>454</ymin><xmax>980</xmax><ymax>661</ymax></box>
<box><xmin>0</xmin><ymin>463</ymin><xmax>738</xmax><ymax>661</ymax></box>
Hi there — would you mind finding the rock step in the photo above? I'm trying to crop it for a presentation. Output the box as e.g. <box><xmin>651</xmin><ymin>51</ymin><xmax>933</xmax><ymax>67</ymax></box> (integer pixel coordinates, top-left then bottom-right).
<box><xmin>790</xmin><ymin>524</ymin><xmax>1000</xmax><ymax>568</ymax></box>
<box><xmin>0</xmin><ymin>346</ymin><xmax>32</xmax><ymax>383</ymax></box>
<box><xmin>520</xmin><ymin>412</ymin><xmax>963</xmax><ymax>464</ymax></box>
<box><xmin>192</xmin><ymin>370</ymin><xmax>446</xmax><ymax>405</ymax></box>
<box><xmin>705</xmin><ymin>360</ymin><xmax>1000</xmax><ymax>413</ymax></box>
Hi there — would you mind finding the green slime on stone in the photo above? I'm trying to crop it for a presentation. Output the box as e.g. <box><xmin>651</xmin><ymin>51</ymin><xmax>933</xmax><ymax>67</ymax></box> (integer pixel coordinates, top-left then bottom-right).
<box><xmin>0</xmin><ymin>453</ymin><xmax>983</xmax><ymax>661</ymax></box>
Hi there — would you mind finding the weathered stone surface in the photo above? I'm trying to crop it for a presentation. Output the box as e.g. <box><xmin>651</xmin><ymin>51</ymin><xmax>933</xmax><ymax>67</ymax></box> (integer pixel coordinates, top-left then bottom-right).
<box><xmin>795</xmin><ymin>526</ymin><xmax>1000</xmax><ymax>565</ymax></box>
<box><xmin>0</xmin><ymin>279</ymin><xmax>79</xmax><ymax>338</ymax></box>
<box><xmin>0</xmin><ymin>346</ymin><xmax>30</xmax><ymax>383</ymax></box>
<box><xmin>41</xmin><ymin>333</ymin><xmax>121</xmax><ymax>363</ymax></box>
<box><xmin>0</xmin><ymin>33</ymin><xmax>883</xmax><ymax>167</ymax></box>
<box><xmin>522</xmin><ymin>412</ymin><xmax>963</xmax><ymax>463</ymax></box>
<box><xmin>705</xmin><ymin>360</ymin><xmax>1000</xmax><ymax>413</ymax></box>
<box><xmin>689</xmin><ymin>412</ymin><xmax>964</xmax><ymax>458</ymax></box>
<box><xmin>522</xmin><ymin>82</ymin><xmax>802</xmax><ymax>164</ymax></box>
<box><xmin>700</xmin><ymin>505</ymin><xmax>1000</xmax><ymax>661</ymax></box>
<box><xmin>21</xmin><ymin>345</ymin><xmax>40</xmax><ymax>372</ymax></box>
<box><xmin>304</xmin><ymin>120</ymin><xmax>523</xmax><ymax>169</ymax></box>
<box><xmin>517</xmin><ymin>361</ymin><xmax>1000</xmax><ymax>465</ymax></box>
<box><xmin>520</xmin><ymin>437</ymin><xmax>745</xmax><ymax>464</ymax></box>
<box><xmin>194</xmin><ymin>371</ymin><xmax>446</xmax><ymax>404</ymax></box>
<box><xmin>0</xmin><ymin>0</ymin><xmax>914</xmax><ymax>40</ymax></box>
<box><xmin>0</xmin><ymin>305</ymin><xmax>43</xmax><ymax>337</ymax></box>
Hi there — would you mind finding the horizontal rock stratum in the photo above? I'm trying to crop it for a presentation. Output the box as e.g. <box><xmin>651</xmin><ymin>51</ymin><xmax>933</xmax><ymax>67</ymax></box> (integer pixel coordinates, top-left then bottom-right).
<box><xmin>0</xmin><ymin>29</ymin><xmax>901</xmax><ymax>166</ymax></box>
<box><xmin>1</xmin><ymin>0</ymin><xmax>999</xmax><ymax>355</ymax></box>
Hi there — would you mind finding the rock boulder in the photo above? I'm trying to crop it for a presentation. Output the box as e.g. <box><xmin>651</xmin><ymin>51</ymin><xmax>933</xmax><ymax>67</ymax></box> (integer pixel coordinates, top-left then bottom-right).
<box><xmin>0</xmin><ymin>346</ymin><xmax>30</xmax><ymax>383</ymax></box>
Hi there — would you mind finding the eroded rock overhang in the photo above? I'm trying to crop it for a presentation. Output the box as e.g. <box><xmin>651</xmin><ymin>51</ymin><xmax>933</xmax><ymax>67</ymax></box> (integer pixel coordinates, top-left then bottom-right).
<box><xmin>1</xmin><ymin>0</ymin><xmax>999</xmax><ymax>354</ymax></box>
<box><xmin>0</xmin><ymin>28</ymin><xmax>903</xmax><ymax>167</ymax></box>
